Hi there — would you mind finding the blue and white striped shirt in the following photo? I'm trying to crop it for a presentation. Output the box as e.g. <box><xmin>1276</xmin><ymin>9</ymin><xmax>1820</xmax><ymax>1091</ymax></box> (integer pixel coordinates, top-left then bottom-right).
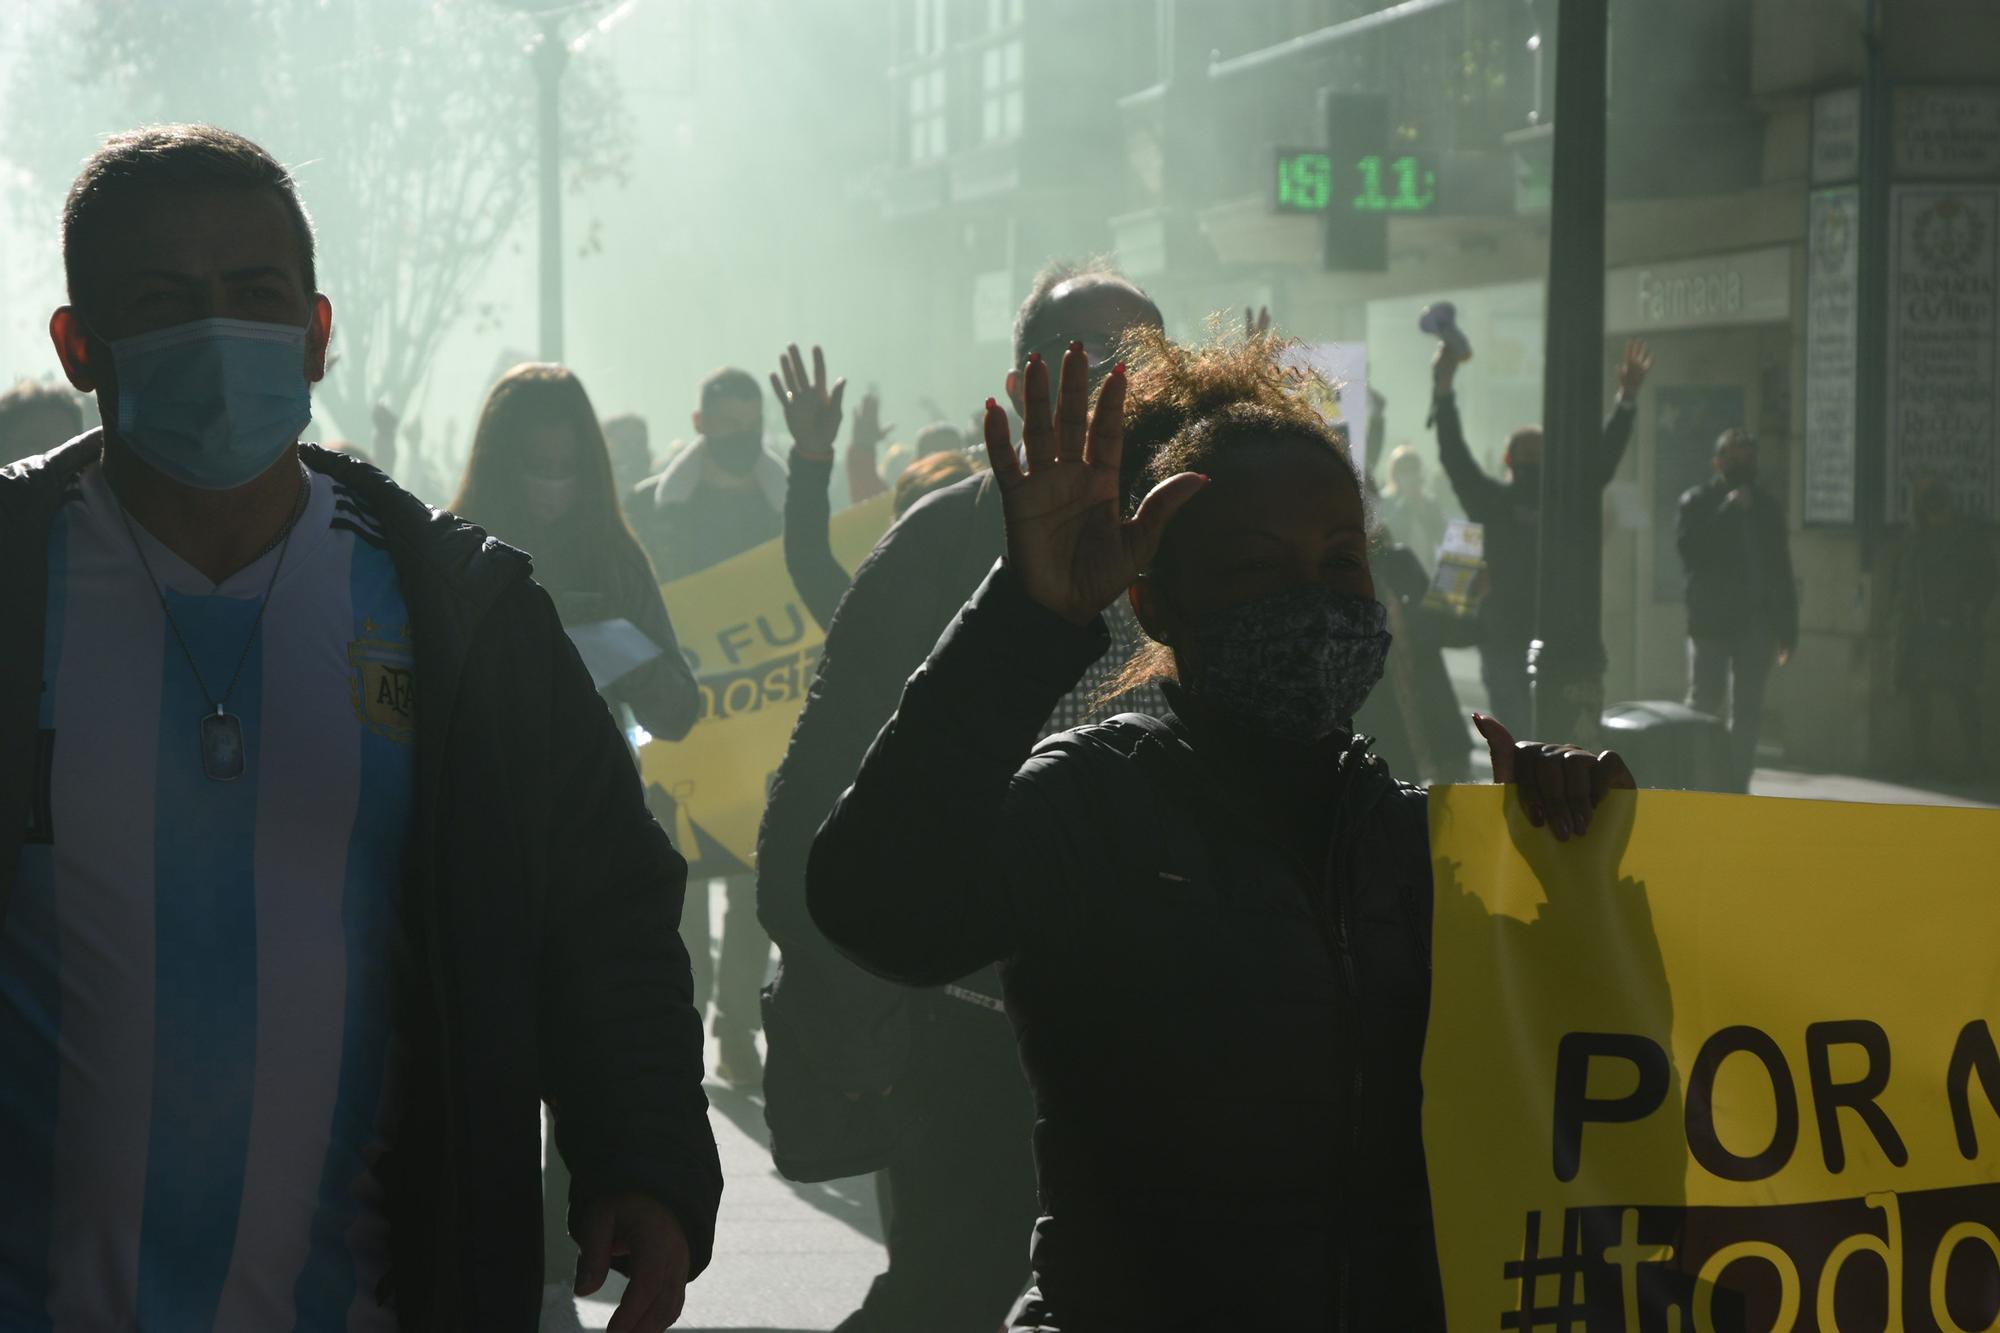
<box><xmin>2</xmin><ymin>462</ymin><xmax>414</xmax><ymax>1331</ymax></box>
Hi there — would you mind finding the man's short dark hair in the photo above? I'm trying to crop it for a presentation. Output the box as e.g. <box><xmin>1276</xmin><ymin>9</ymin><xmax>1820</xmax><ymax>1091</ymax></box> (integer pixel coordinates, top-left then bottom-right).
<box><xmin>698</xmin><ymin>367</ymin><xmax>761</xmax><ymax>417</ymax></box>
<box><xmin>0</xmin><ymin>381</ymin><xmax>87</xmax><ymax>460</ymax></box>
<box><xmin>1714</xmin><ymin>427</ymin><xmax>1757</xmax><ymax>455</ymax></box>
<box><xmin>62</xmin><ymin>124</ymin><xmax>317</xmax><ymax>316</ymax></box>
<box><xmin>1011</xmin><ymin>259</ymin><xmax>1159</xmax><ymax>372</ymax></box>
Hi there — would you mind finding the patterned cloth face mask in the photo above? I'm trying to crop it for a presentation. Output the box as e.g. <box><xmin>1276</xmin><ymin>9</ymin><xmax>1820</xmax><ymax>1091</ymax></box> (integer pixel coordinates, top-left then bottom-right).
<box><xmin>1186</xmin><ymin>585</ymin><xmax>1392</xmax><ymax>742</ymax></box>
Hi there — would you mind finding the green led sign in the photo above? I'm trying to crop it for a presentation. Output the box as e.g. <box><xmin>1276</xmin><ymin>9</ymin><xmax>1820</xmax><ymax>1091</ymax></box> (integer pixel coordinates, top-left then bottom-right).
<box><xmin>1353</xmin><ymin>154</ymin><xmax>1436</xmax><ymax>213</ymax></box>
<box><xmin>1274</xmin><ymin>148</ymin><xmax>1439</xmax><ymax>216</ymax></box>
<box><xmin>1275</xmin><ymin>150</ymin><xmax>1333</xmax><ymax>212</ymax></box>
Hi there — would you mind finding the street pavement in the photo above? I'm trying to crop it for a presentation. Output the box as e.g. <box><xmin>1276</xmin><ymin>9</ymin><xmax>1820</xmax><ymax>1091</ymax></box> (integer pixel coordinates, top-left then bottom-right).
<box><xmin>572</xmin><ymin>1059</ymin><xmax>886</xmax><ymax>1331</ymax></box>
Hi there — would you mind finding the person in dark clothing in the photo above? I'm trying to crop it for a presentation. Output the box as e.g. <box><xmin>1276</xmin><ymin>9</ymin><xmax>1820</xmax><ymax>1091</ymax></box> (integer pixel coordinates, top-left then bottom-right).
<box><xmin>633</xmin><ymin>366</ymin><xmax>785</xmax><ymax>581</ymax></box>
<box><xmin>808</xmin><ymin>332</ymin><xmax>1633</xmax><ymax>1332</ymax></box>
<box><xmin>1676</xmin><ymin>427</ymin><xmax>1798</xmax><ymax>791</ymax></box>
<box><xmin>449</xmin><ymin>364</ymin><xmax>702</xmax><ymax>1323</ymax></box>
<box><xmin>1355</xmin><ymin>540</ymin><xmax>1474</xmax><ymax>784</ymax></box>
<box><xmin>756</xmin><ymin>261</ymin><xmax>1168</xmax><ymax>1333</ymax></box>
<box><xmin>1431</xmin><ymin>337</ymin><xmax>1651</xmax><ymax>730</ymax></box>
<box><xmin>1895</xmin><ymin>472</ymin><xmax>1996</xmax><ymax>778</ymax></box>
<box><xmin>1</xmin><ymin>124</ymin><xmax>717</xmax><ymax>1333</ymax></box>
<box><xmin>0</xmin><ymin>379</ymin><xmax>87</xmax><ymax>468</ymax></box>
<box><xmin>602</xmin><ymin>412</ymin><xmax>656</xmax><ymax>516</ymax></box>
<box><xmin>454</xmin><ymin>365</ymin><xmax>700</xmax><ymax>746</ymax></box>
<box><xmin>892</xmin><ymin>450</ymin><xmax>974</xmax><ymax>518</ymax></box>
<box><xmin>776</xmin><ymin>342</ymin><xmax>977</xmax><ymax>634</ymax></box>
<box><xmin>632</xmin><ymin>365</ymin><xmax>783</xmax><ymax>1085</ymax></box>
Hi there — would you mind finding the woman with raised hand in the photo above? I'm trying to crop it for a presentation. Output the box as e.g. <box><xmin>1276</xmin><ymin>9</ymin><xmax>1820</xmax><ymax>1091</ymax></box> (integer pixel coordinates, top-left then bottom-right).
<box><xmin>807</xmin><ymin>330</ymin><xmax>1632</xmax><ymax>1330</ymax></box>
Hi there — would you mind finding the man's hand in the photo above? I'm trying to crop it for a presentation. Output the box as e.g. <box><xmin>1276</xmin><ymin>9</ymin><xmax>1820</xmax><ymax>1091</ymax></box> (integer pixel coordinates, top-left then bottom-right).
<box><xmin>1245</xmin><ymin>304</ymin><xmax>1272</xmax><ymax>337</ymax></box>
<box><xmin>1776</xmin><ymin>644</ymin><xmax>1793</xmax><ymax>668</ymax></box>
<box><xmin>982</xmin><ymin>343</ymin><xmax>1207</xmax><ymax>627</ymax></box>
<box><xmin>1474</xmin><ymin>712</ymin><xmax>1635</xmax><ymax>843</ymax></box>
<box><xmin>575</xmin><ymin>1193</ymin><xmax>691</xmax><ymax>1332</ymax></box>
<box><xmin>1432</xmin><ymin>340</ymin><xmax>1462</xmax><ymax>395</ymax></box>
<box><xmin>770</xmin><ymin>343</ymin><xmax>846</xmax><ymax>461</ymax></box>
<box><xmin>1617</xmin><ymin>338</ymin><xmax>1654</xmax><ymax>400</ymax></box>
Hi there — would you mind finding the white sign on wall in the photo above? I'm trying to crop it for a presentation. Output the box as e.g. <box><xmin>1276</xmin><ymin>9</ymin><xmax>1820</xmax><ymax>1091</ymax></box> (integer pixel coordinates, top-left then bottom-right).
<box><xmin>1895</xmin><ymin>87</ymin><xmax>2000</xmax><ymax>181</ymax></box>
<box><xmin>1604</xmin><ymin>247</ymin><xmax>1792</xmax><ymax>335</ymax></box>
<box><xmin>1805</xmin><ymin>187</ymin><xmax>1862</xmax><ymax>525</ymax></box>
<box><xmin>1279</xmin><ymin>341</ymin><xmax>1368</xmax><ymax>473</ymax></box>
<box><xmin>1885</xmin><ymin>185</ymin><xmax>2000</xmax><ymax>521</ymax></box>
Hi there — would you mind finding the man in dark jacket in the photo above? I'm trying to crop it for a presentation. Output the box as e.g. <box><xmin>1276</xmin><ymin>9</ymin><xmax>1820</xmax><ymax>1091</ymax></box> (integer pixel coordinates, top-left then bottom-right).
<box><xmin>1431</xmin><ymin>337</ymin><xmax>1651</xmax><ymax>729</ymax></box>
<box><xmin>756</xmin><ymin>260</ymin><xmax>1165</xmax><ymax>1332</ymax></box>
<box><xmin>632</xmin><ymin>365</ymin><xmax>786</xmax><ymax>1086</ymax></box>
<box><xmin>1677</xmin><ymin>427</ymin><xmax>1798</xmax><ymax>791</ymax></box>
<box><xmin>0</xmin><ymin>124</ymin><xmax>718</xmax><ymax>1333</ymax></box>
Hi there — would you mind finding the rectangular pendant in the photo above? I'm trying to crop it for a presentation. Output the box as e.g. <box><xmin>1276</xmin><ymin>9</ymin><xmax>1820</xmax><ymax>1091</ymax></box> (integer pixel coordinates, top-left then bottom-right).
<box><xmin>199</xmin><ymin>711</ymin><xmax>246</xmax><ymax>782</ymax></box>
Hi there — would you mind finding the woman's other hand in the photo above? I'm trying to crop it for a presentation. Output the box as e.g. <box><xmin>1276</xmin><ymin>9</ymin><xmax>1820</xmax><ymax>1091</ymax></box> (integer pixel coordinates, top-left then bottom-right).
<box><xmin>772</xmin><ymin>343</ymin><xmax>845</xmax><ymax>461</ymax></box>
<box><xmin>1474</xmin><ymin>711</ymin><xmax>1636</xmax><ymax>842</ymax></box>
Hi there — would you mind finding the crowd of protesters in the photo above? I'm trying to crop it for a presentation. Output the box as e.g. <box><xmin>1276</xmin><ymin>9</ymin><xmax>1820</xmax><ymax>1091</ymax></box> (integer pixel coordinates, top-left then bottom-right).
<box><xmin>0</xmin><ymin>120</ymin><xmax>1994</xmax><ymax>1333</ymax></box>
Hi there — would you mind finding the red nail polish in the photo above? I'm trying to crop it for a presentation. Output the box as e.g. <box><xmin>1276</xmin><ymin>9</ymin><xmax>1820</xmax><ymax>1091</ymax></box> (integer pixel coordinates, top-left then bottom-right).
<box><xmin>985</xmin><ymin>397</ymin><xmax>999</xmax><ymax>411</ymax></box>
<box><xmin>1113</xmin><ymin>362</ymin><xmax>1127</xmax><ymax>377</ymax></box>
<box><xmin>1070</xmin><ymin>340</ymin><xmax>1085</xmax><ymax>353</ymax></box>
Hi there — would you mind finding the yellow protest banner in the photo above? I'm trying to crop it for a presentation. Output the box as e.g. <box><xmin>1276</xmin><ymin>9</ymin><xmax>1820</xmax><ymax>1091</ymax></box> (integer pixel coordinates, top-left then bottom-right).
<box><xmin>1425</xmin><ymin>786</ymin><xmax>2000</xmax><ymax>1332</ymax></box>
<box><xmin>639</xmin><ymin>494</ymin><xmax>893</xmax><ymax>878</ymax></box>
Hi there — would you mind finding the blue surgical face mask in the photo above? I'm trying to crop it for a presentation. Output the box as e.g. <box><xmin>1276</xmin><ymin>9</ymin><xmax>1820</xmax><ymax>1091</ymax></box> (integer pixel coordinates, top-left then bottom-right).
<box><xmin>108</xmin><ymin>317</ymin><xmax>313</xmax><ymax>490</ymax></box>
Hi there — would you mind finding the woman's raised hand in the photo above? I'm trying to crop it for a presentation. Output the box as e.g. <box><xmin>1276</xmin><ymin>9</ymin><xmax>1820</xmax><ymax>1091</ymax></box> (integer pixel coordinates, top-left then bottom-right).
<box><xmin>771</xmin><ymin>343</ymin><xmax>846</xmax><ymax>461</ymax></box>
<box><xmin>981</xmin><ymin>343</ymin><xmax>1208</xmax><ymax>627</ymax></box>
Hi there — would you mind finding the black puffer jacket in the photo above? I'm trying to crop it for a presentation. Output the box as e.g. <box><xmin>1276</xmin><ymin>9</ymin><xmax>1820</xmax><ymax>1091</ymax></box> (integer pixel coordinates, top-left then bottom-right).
<box><xmin>0</xmin><ymin>437</ymin><xmax>721</xmax><ymax>1332</ymax></box>
<box><xmin>809</xmin><ymin>565</ymin><xmax>1446</xmax><ymax>1331</ymax></box>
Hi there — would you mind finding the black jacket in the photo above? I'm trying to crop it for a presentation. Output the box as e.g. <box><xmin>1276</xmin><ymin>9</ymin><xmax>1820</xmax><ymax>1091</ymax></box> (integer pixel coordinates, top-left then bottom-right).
<box><xmin>781</xmin><ymin>447</ymin><xmax>850</xmax><ymax>634</ymax></box>
<box><xmin>1432</xmin><ymin>392</ymin><xmax>1635</xmax><ymax>644</ymax></box>
<box><xmin>754</xmin><ymin>473</ymin><xmax>1009</xmax><ymax>1178</ymax></box>
<box><xmin>1675</xmin><ymin>477</ymin><xmax>1798</xmax><ymax>646</ymax></box>
<box><xmin>808</xmin><ymin>566</ymin><xmax>1445</xmax><ymax>1331</ymax></box>
<box><xmin>0</xmin><ymin>437</ymin><xmax>722</xmax><ymax>1332</ymax></box>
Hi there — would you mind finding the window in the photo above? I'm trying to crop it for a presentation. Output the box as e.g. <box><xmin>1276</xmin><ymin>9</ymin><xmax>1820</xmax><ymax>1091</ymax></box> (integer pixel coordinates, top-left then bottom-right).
<box><xmin>980</xmin><ymin>39</ymin><xmax>1023</xmax><ymax>143</ymax></box>
<box><xmin>909</xmin><ymin>66</ymin><xmax>948</xmax><ymax>163</ymax></box>
<box><xmin>912</xmin><ymin>0</ymin><xmax>948</xmax><ymax>57</ymax></box>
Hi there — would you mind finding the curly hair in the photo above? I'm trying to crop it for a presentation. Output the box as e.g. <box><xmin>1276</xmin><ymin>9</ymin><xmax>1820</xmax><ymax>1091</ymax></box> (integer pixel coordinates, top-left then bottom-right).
<box><xmin>1097</xmin><ymin>322</ymin><xmax>1368</xmax><ymax>703</ymax></box>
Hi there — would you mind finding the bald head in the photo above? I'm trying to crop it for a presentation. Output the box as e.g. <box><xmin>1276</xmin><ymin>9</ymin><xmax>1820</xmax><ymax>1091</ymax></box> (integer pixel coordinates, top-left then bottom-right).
<box><xmin>1006</xmin><ymin>264</ymin><xmax>1163</xmax><ymax>416</ymax></box>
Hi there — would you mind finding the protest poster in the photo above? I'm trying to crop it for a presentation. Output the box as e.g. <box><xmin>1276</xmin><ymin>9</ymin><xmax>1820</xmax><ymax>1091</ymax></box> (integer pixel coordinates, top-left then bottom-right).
<box><xmin>639</xmin><ymin>493</ymin><xmax>894</xmax><ymax>878</ymax></box>
<box><xmin>1425</xmin><ymin>785</ymin><xmax>2000</xmax><ymax>1331</ymax></box>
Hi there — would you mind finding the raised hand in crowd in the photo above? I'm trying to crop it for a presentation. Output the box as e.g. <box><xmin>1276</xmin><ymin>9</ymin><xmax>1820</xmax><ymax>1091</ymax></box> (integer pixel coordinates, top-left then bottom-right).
<box><xmin>1245</xmin><ymin>304</ymin><xmax>1272</xmax><ymax>337</ymax></box>
<box><xmin>979</xmin><ymin>342</ymin><xmax>1206</xmax><ymax>627</ymax></box>
<box><xmin>370</xmin><ymin>399</ymin><xmax>399</xmax><ymax>474</ymax></box>
<box><xmin>1617</xmin><ymin>338</ymin><xmax>1654</xmax><ymax>402</ymax></box>
<box><xmin>1431</xmin><ymin>337</ymin><xmax>1463</xmax><ymax>394</ymax></box>
<box><xmin>770</xmin><ymin>343</ymin><xmax>846</xmax><ymax>460</ymax></box>
<box><xmin>850</xmin><ymin>388</ymin><xmax>892</xmax><ymax>466</ymax></box>
<box><xmin>1473</xmin><ymin>711</ymin><xmax>1636</xmax><ymax>842</ymax></box>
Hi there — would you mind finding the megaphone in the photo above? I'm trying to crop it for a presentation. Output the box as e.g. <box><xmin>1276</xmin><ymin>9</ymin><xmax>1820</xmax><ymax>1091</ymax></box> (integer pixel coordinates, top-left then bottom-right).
<box><xmin>1419</xmin><ymin>301</ymin><xmax>1473</xmax><ymax>362</ymax></box>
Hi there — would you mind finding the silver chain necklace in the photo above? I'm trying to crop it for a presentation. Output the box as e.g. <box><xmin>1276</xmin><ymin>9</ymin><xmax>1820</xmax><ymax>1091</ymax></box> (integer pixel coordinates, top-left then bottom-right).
<box><xmin>113</xmin><ymin>462</ymin><xmax>312</xmax><ymax>782</ymax></box>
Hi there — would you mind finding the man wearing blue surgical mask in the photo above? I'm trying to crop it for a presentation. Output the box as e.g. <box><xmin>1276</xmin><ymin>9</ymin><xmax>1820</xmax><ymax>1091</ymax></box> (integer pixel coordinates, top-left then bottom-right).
<box><xmin>0</xmin><ymin>125</ymin><xmax>719</xmax><ymax>1332</ymax></box>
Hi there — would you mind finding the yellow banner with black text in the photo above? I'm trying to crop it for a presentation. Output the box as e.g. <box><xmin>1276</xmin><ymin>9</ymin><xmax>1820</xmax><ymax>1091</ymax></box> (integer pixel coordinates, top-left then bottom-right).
<box><xmin>638</xmin><ymin>495</ymin><xmax>894</xmax><ymax>879</ymax></box>
<box><xmin>1424</xmin><ymin>786</ymin><xmax>2000</xmax><ymax>1332</ymax></box>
